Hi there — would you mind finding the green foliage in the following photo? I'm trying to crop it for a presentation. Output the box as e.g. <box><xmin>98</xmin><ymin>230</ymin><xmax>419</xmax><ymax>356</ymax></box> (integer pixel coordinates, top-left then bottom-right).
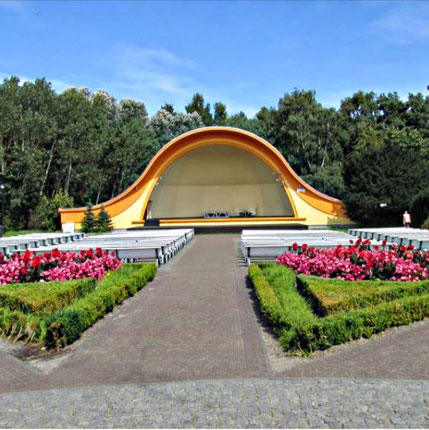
<box><xmin>249</xmin><ymin>264</ymin><xmax>429</xmax><ymax>354</ymax></box>
<box><xmin>0</xmin><ymin>307</ymin><xmax>42</xmax><ymax>343</ymax></box>
<box><xmin>257</xmin><ymin>264</ymin><xmax>316</xmax><ymax>328</ymax></box>
<box><xmin>298</xmin><ymin>275</ymin><xmax>429</xmax><ymax>316</ymax></box>
<box><xmin>213</xmin><ymin>102</ymin><xmax>227</xmax><ymax>125</ymax></box>
<box><xmin>31</xmin><ymin>189</ymin><xmax>74</xmax><ymax>231</ymax></box>
<box><xmin>248</xmin><ymin>264</ymin><xmax>286</xmax><ymax>326</ymax></box>
<box><xmin>185</xmin><ymin>93</ymin><xmax>213</xmax><ymax>126</ymax></box>
<box><xmin>5</xmin><ymin>229</ymin><xmax>44</xmax><ymax>237</ymax></box>
<box><xmin>81</xmin><ymin>203</ymin><xmax>96</xmax><ymax>233</ymax></box>
<box><xmin>0</xmin><ymin>278</ymin><xmax>96</xmax><ymax>315</ymax></box>
<box><xmin>410</xmin><ymin>186</ymin><xmax>429</xmax><ymax>228</ymax></box>
<box><xmin>42</xmin><ymin>263</ymin><xmax>157</xmax><ymax>347</ymax></box>
<box><xmin>0</xmin><ymin>75</ymin><xmax>428</xmax><ymax>228</ymax></box>
<box><xmin>0</xmin><ymin>263</ymin><xmax>157</xmax><ymax>347</ymax></box>
<box><xmin>343</xmin><ymin>127</ymin><xmax>429</xmax><ymax>226</ymax></box>
<box><xmin>95</xmin><ymin>204</ymin><xmax>113</xmax><ymax>233</ymax></box>
<box><xmin>281</xmin><ymin>294</ymin><xmax>429</xmax><ymax>352</ymax></box>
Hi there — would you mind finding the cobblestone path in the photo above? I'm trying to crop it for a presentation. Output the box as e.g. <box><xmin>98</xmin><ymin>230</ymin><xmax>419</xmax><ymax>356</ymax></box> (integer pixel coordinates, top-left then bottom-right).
<box><xmin>0</xmin><ymin>378</ymin><xmax>427</xmax><ymax>428</ymax></box>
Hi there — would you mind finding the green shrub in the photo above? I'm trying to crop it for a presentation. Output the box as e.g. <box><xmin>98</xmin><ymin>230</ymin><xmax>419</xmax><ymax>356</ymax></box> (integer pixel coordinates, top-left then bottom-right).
<box><xmin>258</xmin><ymin>264</ymin><xmax>316</xmax><ymax>328</ymax></box>
<box><xmin>249</xmin><ymin>263</ymin><xmax>429</xmax><ymax>354</ymax></box>
<box><xmin>0</xmin><ymin>307</ymin><xmax>42</xmax><ymax>342</ymax></box>
<box><xmin>81</xmin><ymin>203</ymin><xmax>96</xmax><ymax>233</ymax></box>
<box><xmin>42</xmin><ymin>263</ymin><xmax>157</xmax><ymax>348</ymax></box>
<box><xmin>298</xmin><ymin>275</ymin><xmax>429</xmax><ymax>316</ymax></box>
<box><xmin>280</xmin><ymin>293</ymin><xmax>429</xmax><ymax>352</ymax></box>
<box><xmin>95</xmin><ymin>204</ymin><xmax>113</xmax><ymax>233</ymax></box>
<box><xmin>248</xmin><ymin>264</ymin><xmax>285</xmax><ymax>326</ymax></box>
<box><xmin>0</xmin><ymin>278</ymin><xmax>96</xmax><ymax>315</ymax></box>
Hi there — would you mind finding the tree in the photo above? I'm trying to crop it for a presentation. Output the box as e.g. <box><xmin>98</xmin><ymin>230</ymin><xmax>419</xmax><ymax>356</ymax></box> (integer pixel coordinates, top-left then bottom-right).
<box><xmin>118</xmin><ymin>99</ymin><xmax>148</xmax><ymax>123</ymax></box>
<box><xmin>95</xmin><ymin>204</ymin><xmax>113</xmax><ymax>232</ymax></box>
<box><xmin>30</xmin><ymin>189</ymin><xmax>74</xmax><ymax>231</ymax></box>
<box><xmin>213</xmin><ymin>103</ymin><xmax>227</xmax><ymax>125</ymax></box>
<box><xmin>161</xmin><ymin>103</ymin><xmax>175</xmax><ymax>114</ymax></box>
<box><xmin>343</xmin><ymin>127</ymin><xmax>429</xmax><ymax>225</ymax></box>
<box><xmin>185</xmin><ymin>93</ymin><xmax>213</xmax><ymax>125</ymax></box>
<box><xmin>150</xmin><ymin>109</ymin><xmax>204</xmax><ymax>147</ymax></box>
<box><xmin>269</xmin><ymin>90</ymin><xmax>346</xmax><ymax>197</ymax></box>
<box><xmin>81</xmin><ymin>203</ymin><xmax>96</xmax><ymax>233</ymax></box>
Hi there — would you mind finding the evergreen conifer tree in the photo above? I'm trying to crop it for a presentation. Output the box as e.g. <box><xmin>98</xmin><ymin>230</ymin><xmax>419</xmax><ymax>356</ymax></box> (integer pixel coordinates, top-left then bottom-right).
<box><xmin>81</xmin><ymin>203</ymin><xmax>96</xmax><ymax>233</ymax></box>
<box><xmin>95</xmin><ymin>204</ymin><xmax>113</xmax><ymax>232</ymax></box>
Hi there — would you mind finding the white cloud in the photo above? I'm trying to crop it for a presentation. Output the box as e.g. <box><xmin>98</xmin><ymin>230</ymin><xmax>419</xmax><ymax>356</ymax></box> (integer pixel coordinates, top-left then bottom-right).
<box><xmin>371</xmin><ymin>4</ymin><xmax>429</xmax><ymax>44</ymax></box>
<box><xmin>107</xmin><ymin>46</ymin><xmax>196</xmax><ymax>99</ymax></box>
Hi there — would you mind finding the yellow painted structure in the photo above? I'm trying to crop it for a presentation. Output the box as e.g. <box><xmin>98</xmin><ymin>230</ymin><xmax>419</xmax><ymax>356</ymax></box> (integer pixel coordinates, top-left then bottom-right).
<box><xmin>59</xmin><ymin>127</ymin><xmax>354</xmax><ymax>229</ymax></box>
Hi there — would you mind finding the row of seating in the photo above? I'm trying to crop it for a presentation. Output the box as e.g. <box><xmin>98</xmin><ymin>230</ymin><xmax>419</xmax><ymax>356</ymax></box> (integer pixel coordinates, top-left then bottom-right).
<box><xmin>349</xmin><ymin>227</ymin><xmax>429</xmax><ymax>251</ymax></box>
<box><xmin>240</xmin><ymin>229</ymin><xmax>375</xmax><ymax>265</ymax></box>
<box><xmin>0</xmin><ymin>232</ymin><xmax>85</xmax><ymax>256</ymax></box>
<box><xmin>28</xmin><ymin>229</ymin><xmax>195</xmax><ymax>265</ymax></box>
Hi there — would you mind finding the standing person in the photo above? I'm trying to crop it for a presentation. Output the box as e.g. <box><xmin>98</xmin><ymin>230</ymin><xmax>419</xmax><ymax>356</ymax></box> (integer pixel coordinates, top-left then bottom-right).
<box><xmin>403</xmin><ymin>211</ymin><xmax>412</xmax><ymax>228</ymax></box>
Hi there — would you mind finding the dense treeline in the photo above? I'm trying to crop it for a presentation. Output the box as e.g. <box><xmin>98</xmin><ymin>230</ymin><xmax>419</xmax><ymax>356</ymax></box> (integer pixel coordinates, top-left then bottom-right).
<box><xmin>0</xmin><ymin>76</ymin><xmax>428</xmax><ymax>229</ymax></box>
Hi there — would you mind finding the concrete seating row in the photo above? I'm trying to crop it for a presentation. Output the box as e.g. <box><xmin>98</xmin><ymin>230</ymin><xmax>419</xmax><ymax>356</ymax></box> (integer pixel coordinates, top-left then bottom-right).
<box><xmin>0</xmin><ymin>232</ymin><xmax>85</xmax><ymax>256</ymax></box>
<box><xmin>240</xmin><ymin>229</ymin><xmax>375</xmax><ymax>265</ymax></box>
<box><xmin>27</xmin><ymin>229</ymin><xmax>194</xmax><ymax>265</ymax></box>
<box><xmin>349</xmin><ymin>228</ymin><xmax>429</xmax><ymax>251</ymax></box>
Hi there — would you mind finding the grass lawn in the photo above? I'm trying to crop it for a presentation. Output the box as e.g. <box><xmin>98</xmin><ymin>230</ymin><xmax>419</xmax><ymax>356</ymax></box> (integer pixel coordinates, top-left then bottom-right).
<box><xmin>249</xmin><ymin>263</ymin><xmax>429</xmax><ymax>354</ymax></box>
<box><xmin>328</xmin><ymin>227</ymin><xmax>351</xmax><ymax>234</ymax></box>
<box><xmin>4</xmin><ymin>229</ymin><xmax>46</xmax><ymax>237</ymax></box>
<box><xmin>0</xmin><ymin>263</ymin><xmax>157</xmax><ymax>348</ymax></box>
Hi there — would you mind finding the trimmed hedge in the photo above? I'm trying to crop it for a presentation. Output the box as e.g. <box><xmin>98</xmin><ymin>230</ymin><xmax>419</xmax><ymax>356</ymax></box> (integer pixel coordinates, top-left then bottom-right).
<box><xmin>0</xmin><ymin>278</ymin><xmax>97</xmax><ymax>315</ymax></box>
<box><xmin>249</xmin><ymin>263</ymin><xmax>429</xmax><ymax>354</ymax></box>
<box><xmin>42</xmin><ymin>263</ymin><xmax>157</xmax><ymax>348</ymax></box>
<box><xmin>298</xmin><ymin>275</ymin><xmax>429</xmax><ymax>316</ymax></box>
<box><xmin>279</xmin><ymin>293</ymin><xmax>429</xmax><ymax>352</ymax></box>
<box><xmin>255</xmin><ymin>264</ymin><xmax>316</xmax><ymax>328</ymax></box>
<box><xmin>0</xmin><ymin>263</ymin><xmax>157</xmax><ymax>347</ymax></box>
<box><xmin>0</xmin><ymin>307</ymin><xmax>42</xmax><ymax>343</ymax></box>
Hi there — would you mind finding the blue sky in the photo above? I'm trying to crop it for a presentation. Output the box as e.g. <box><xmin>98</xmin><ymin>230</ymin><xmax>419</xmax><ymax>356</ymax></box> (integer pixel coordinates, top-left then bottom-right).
<box><xmin>0</xmin><ymin>1</ymin><xmax>428</xmax><ymax>116</ymax></box>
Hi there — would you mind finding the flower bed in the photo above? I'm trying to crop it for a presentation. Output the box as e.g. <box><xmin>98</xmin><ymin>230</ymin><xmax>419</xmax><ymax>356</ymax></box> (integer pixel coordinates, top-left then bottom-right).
<box><xmin>0</xmin><ymin>263</ymin><xmax>157</xmax><ymax>347</ymax></box>
<box><xmin>249</xmin><ymin>263</ymin><xmax>429</xmax><ymax>354</ymax></box>
<box><xmin>0</xmin><ymin>248</ymin><xmax>122</xmax><ymax>285</ymax></box>
<box><xmin>276</xmin><ymin>239</ymin><xmax>429</xmax><ymax>282</ymax></box>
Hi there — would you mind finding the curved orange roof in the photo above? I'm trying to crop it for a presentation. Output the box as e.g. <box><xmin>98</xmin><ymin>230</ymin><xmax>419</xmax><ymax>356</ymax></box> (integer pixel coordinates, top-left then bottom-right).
<box><xmin>59</xmin><ymin>126</ymin><xmax>346</xmax><ymax>221</ymax></box>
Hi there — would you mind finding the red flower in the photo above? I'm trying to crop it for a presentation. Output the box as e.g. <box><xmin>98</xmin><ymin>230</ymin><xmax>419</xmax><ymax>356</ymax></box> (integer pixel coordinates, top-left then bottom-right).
<box><xmin>382</xmin><ymin>239</ymin><xmax>387</xmax><ymax>247</ymax></box>
<box><xmin>43</xmin><ymin>252</ymin><xmax>51</xmax><ymax>259</ymax></box>
<box><xmin>96</xmin><ymin>247</ymin><xmax>102</xmax><ymax>256</ymax></box>
<box><xmin>31</xmin><ymin>257</ymin><xmax>41</xmax><ymax>269</ymax></box>
<box><xmin>301</xmin><ymin>244</ymin><xmax>308</xmax><ymax>252</ymax></box>
<box><xmin>292</xmin><ymin>243</ymin><xmax>299</xmax><ymax>251</ymax></box>
<box><xmin>363</xmin><ymin>239</ymin><xmax>371</xmax><ymax>245</ymax></box>
<box><xmin>400</xmin><ymin>245</ymin><xmax>407</xmax><ymax>252</ymax></box>
<box><xmin>52</xmin><ymin>249</ymin><xmax>59</xmax><ymax>259</ymax></box>
<box><xmin>23</xmin><ymin>250</ymin><xmax>31</xmax><ymax>262</ymax></box>
<box><xmin>408</xmin><ymin>244</ymin><xmax>415</xmax><ymax>250</ymax></box>
<box><xmin>373</xmin><ymin>245</ymin><xmax>380</xmax><ymax>251</ymax></box>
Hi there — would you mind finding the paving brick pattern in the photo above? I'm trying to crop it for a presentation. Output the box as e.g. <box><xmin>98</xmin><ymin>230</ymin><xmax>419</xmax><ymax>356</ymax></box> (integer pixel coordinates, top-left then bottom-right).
<box><xmin>0</xmin><ymin>378</ymin><xmax>427</xmax><ymax>428</ymax></box>
<box><xmin>280</xmin><ymin>319</ymin><xmax>429</xmax><ymax>379</ymax></box>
